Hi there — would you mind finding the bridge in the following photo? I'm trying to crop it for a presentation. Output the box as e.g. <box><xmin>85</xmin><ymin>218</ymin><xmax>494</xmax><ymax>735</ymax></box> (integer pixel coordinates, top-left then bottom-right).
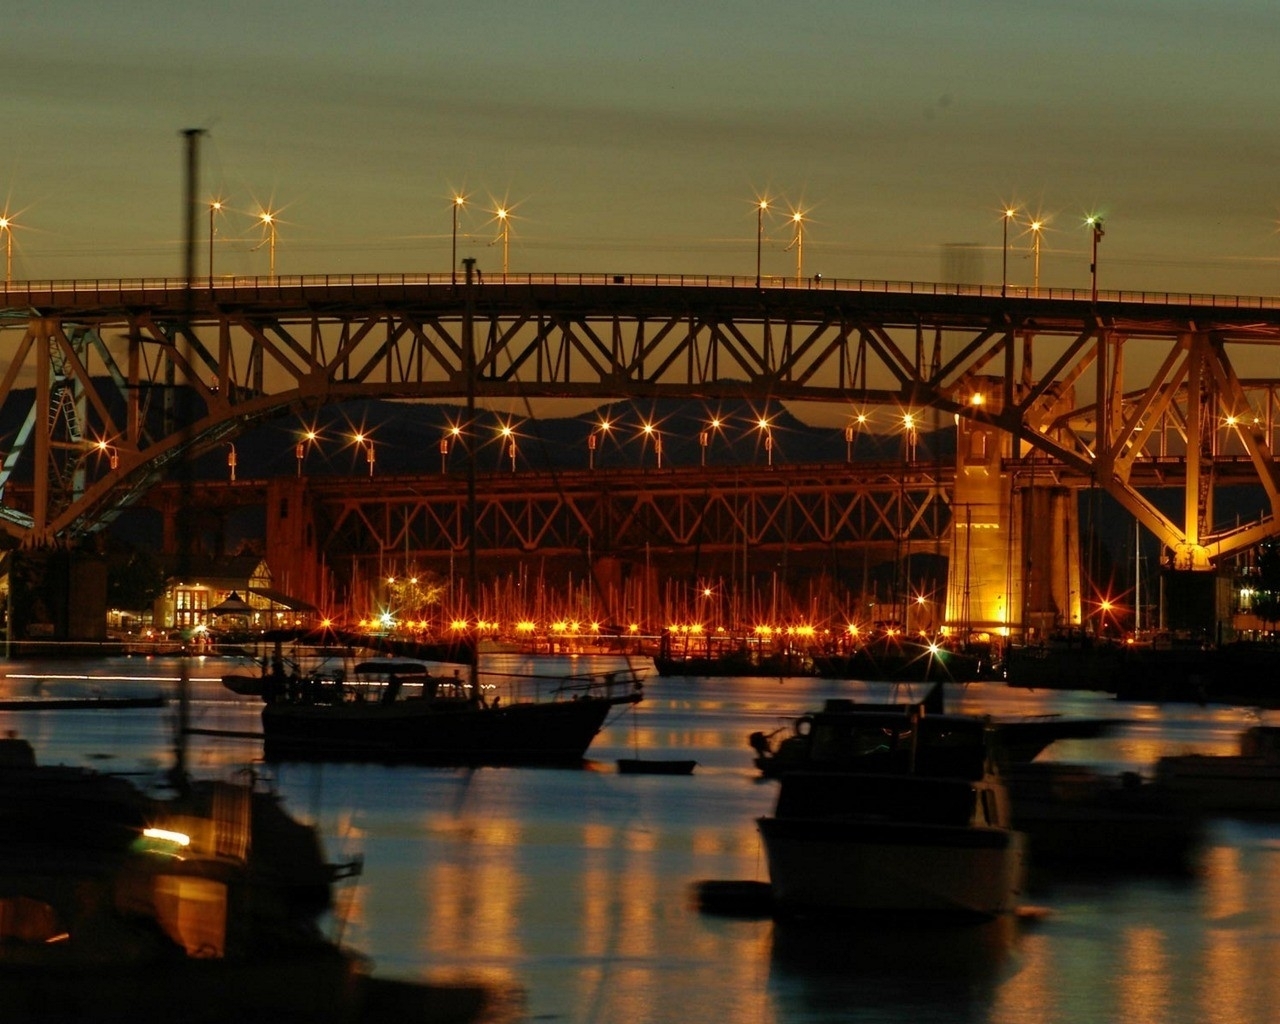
<box><xmin>2</xmin><ymin>273</ymin><xmax>1278</xmax><ymax>634</ymax></box>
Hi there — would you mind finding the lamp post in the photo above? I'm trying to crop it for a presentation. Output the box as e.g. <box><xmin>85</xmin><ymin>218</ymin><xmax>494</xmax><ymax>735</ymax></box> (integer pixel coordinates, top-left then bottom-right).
<box><xmin>1086</xmin><ymin>215</ymin><xmax>1105</xmax><ymax>304</ymax></box>
<box><xmin>903</xmin><ymin>413</ymin><xmax>918</xmax><ymax>463</ymax></box>
<box><xmin>0</xmin><ymin>213</ymin><xmax>14</xmax><ymax>285</ymax></box>
<box><xmin>757</xmin><ymin>417</ymin><xmax>773</xmax><ymax>466</ymax></box>
<box><xmin>258</xmin><ymin>210</ymin><xmax>278</xmax><ymax>280</ymax></box>
<box><xmin>641</xmin><ymin>422</ymin><xmax>662</xmax><ymax>469</ymax></box>
<box><xmin>295</xmin><ymin>430</ymin><xmax>317</xmax><ymax>477</ymax></box>
<box><xmin>755</xmin><ymin>198</ymin><xmax>770</xmax><ymax>287</ymax></box>
<box><xmin>1028</xmin><ymin>219</ymin><xmax>1043</xmax><ymax>296</ymax></box>
<box><xmin>208</xmin><ymin>199</ymin><xmax>224</xmax><ymax>290</ymax></box>
<box><xmin>492</xmin><ymin>205</ymin><xmax>510</xmax><ymax>277</ymax></box>
<box><xmin>225</xmin><ymin>442</ymin><xmax>237</xmax><ymax>482</ymax></box>
<box><xmin>95</xmin><ymin>439</ymin><xmax>119</xmax><ymax>471</ymax></box>
<box><xmin>451</xmin><ymin>193</ymin><xmax>467</xmax><ymax>285</ymax></box>
<box><xmin>590</xmin><ymin>418</ymin><xmax>611</xmax><ymax>470</ymax></box>
<box><xmin>787</xmin><ymin>208</ymin><xmax>806</xmax><ymax>285</ymax></box>
<box><xmin>441</xmin><ymin>425</ymin><xmax>461</xmax><ymax>473</ymax></box>
<box><xmin>354</xmin><ymin>433</ymin><xmax>375</xmax><ymax>476</ymax></box>
<box><xmin>1001</xmin><ymin>206</ymin><xmax>1017</xmax><ymax>297</ymax></box>
<box><xmin>500</xmin><ymin>425</ymin><xmax>517</xmax><ymax>471</ymax></box>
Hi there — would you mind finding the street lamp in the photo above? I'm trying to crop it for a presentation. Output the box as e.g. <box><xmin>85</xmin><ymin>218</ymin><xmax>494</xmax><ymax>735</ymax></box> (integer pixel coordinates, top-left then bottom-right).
<box><xmin>225</xmin><ymin>442</ymin><xmax>237</xmax><ymax>482</ymax></box>
<box><xmin>440</xmin><ymin>425</ymin><xmax>461</xmax><ymax>472</ymax></box>
<box><xmin>500</xmin><ymin>424</ymin><xmax>517</xmax><ymax>471</ymax></box>
<box><xmin>756</xmin><ymin>416</ymin><xmax>773</xmax><ymax>466</ymax></box>
<box><xmin>786</xmin><ymin>207</ymin><xmax>806</xmax><ymax>285</ymax></box>
<box><xmin>590</xmin><ymin>417</ymin><xmax>612</xmax><ymax>470</ymax></box>
<box><xmin>641</xmin><ymin>422</ymin><xmax>662</xmax><ymax>469</ymax></box>
<box><xmin>295</xmin><ymin>429</ymin><xmax>317</xmax><ymax>477</ymax></box>
<box><xmin>353</xmin><ymin>432</ymin><xmax>375</xmax><ymax>476</ymax></box>
<box><xmin>208</xmin><ymin>199</ymin><xmax>224</xmax><ymax>290</ymax></box>
<box><xmin>755</xmin><ymin>197</ymin><xmax>770</xmax><ymax>288</ymax></box>
<box><xmin>1001</xmin><ymin>206</ymin><xmax>1018</xmax><ymax>297</ymax></box>
<box><xmin>902</xmin><ymin>413</ymin><xmax>918</xmax><ymax>463</ymax></box>
<box><xmin>491</xmin><ymin>204</ymin><xmax>511</xmax><ymax>278</ymax></box>
<box><xmin>700</xmin><ymin>416</ymin><xmax>724</xmax><ymax>467</ymax></box>
<box><xmin>257</xmin><ymin>209</ymin><xmax>278</xmax><ymax>280</ymax></box>
<box><xmin>1028</xmin><ymin>219</ymin><xmax>1043</xmax><ymax>296</ymax></box>
<box><xmin>1086</xmin><ymin>215</ymin><xmax>1105</xmax><ymax>304</ymax></box>
<box><xmin>95</xmin><ymin>439</ymin><xmax>119</xmax><ymax>471</ymax></box>
<box><xmin>451</xmin><ymin>193</ymin><xmax>467</xmax><ymax>285</ymax></box>
<box><xmin>0</xmin><ymin>212</ymin><xmax>14</xmax><ymax>285</ymax></box>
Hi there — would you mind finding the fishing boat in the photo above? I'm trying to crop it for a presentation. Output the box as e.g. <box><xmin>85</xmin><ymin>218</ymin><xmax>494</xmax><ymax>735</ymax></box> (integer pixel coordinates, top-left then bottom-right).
<box><xmin>811</xmin><ymin>633</ymin><xmax>990</xmax><ymax>683</ymax></box>
<box><xmin>756</xmin><ymin>702</ymin><xmax>1025</xmax><ymax>919</ymax></box>
<box><xmin>0</xmin><ymin>732</ymin><xmax>498</xmax><ymax>1022</ymax></box>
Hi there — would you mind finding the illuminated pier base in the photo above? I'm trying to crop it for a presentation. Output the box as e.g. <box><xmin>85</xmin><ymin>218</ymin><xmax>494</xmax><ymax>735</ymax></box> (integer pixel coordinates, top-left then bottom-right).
<box><xmin>946</xmin><ymin>408</ymin><xmax>1080</xmax><ymax>642</ymax></box>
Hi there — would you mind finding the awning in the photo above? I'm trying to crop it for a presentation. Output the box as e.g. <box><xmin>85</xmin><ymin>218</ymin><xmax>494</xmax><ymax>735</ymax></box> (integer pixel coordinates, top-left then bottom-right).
<box><xmin>248</xmin><ymin>587</ymin><xmax>318</xmax><ymax>614</ymax></box>
<box><xmin>208</xmin><ymin>591</ymin><xmax>253</xmax><ymax>615</ymax></box>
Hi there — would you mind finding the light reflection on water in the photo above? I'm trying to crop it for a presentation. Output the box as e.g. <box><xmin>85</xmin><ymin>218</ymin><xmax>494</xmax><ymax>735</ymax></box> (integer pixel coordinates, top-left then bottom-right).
<box><xmin>3</xmin><ymin>655</ymin><xmax>1280</xmax><ymax>1023</ymax></box>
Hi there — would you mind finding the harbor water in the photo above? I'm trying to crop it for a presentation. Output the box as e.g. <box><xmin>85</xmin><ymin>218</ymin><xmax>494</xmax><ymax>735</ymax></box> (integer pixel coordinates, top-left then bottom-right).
<box><xmin>4</xmin><ymin>653</ymin><xmax>1280</xmax><ymax>1024</ymax></box>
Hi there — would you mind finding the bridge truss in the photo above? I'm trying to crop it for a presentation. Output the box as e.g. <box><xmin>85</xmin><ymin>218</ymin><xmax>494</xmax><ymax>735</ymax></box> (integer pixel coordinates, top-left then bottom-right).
<box><xmin>1</xmin><ymin>274</ymin><xmax>1278</xmax><ymax>569</ymax></box>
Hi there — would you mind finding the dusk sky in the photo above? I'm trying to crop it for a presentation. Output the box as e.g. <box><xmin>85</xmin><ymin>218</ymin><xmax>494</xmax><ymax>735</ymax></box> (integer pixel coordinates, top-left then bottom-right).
<box><xmin>5</xmin><ymin>1</ymin><xmax>1279</xmax><ymax>295</ymax></box>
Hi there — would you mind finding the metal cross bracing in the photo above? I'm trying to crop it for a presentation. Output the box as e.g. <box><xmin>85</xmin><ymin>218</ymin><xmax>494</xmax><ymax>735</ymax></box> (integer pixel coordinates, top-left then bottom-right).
<box><xmin>305</xmin><ymin>460</ymin><xmax>953</xmax><ymax>566</ymax></box>
<box><xmin>1</xmin><ymin>274</ymin><xmax>1279</xmax><ymax>569</ymax></box>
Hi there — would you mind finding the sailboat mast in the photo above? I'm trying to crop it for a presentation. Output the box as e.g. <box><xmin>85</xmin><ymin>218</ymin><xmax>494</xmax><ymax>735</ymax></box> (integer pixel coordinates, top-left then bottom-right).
<box><xmin>462</xmin><ymin>258</ymin><xmax>481</xmax><ymax>700</ymax></box>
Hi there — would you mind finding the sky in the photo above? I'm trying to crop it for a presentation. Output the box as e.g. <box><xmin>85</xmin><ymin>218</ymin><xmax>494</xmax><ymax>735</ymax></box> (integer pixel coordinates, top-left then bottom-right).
<box><xmin>4</xmin><ymin>0</ymin><xmax>1280</xmax><ymax>296</ymax></box>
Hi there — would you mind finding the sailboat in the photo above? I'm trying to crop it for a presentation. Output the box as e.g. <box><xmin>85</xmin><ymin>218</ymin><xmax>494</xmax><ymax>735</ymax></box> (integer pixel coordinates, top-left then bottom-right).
<box><xmin>259</xmin><ymin>258</ymin><xmax>643</xmax><ymax>767</ymax></box>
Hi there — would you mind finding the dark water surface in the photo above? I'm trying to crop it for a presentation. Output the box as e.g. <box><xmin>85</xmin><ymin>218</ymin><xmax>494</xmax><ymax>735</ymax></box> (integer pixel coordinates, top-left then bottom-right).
<box><xmin>4</xmin><ymin>654</ymin><xmax>1279</xmax><ymax>1024</ymax></box>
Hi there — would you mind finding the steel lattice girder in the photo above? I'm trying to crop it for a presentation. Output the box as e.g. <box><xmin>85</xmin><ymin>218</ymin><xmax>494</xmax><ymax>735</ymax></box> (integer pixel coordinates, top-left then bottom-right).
<box><xmin>1</xmin><ymin>280</ymin><xmax>1279</xmax><ymax>564</ymax></box>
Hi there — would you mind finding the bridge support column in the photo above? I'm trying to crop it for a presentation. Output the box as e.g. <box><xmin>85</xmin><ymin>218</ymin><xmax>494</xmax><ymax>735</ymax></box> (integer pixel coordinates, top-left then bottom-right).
<box><xmin>265</xmin><ymin>478</ymin><xmax>321</xmax><ymax>611</ymax></box>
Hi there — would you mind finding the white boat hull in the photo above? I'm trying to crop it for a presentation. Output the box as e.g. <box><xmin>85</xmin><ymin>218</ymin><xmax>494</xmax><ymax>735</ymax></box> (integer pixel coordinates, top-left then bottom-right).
<box><xmin>759</xmin><ymin>817</ymin><xmax>1025</xmax><ymax>919</ymax></box>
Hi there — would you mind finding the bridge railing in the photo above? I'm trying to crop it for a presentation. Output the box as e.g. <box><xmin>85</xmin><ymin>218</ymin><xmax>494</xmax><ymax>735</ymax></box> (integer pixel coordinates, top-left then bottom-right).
<box><xmin>1</xmin><ymin>272</ymin><xmax>1278</xmax><ymax>311</ymax></box>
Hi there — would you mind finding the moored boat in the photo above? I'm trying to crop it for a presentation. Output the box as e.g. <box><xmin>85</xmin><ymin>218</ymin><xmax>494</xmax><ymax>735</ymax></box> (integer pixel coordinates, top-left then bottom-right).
<box><xmin>756</xmin><ymin>704</ymin><xmax>1026</xmax><ymax>920</ymax></box>
<box><xmin>0</xmin><ymin>732</ymin><xmax>502</xmax><ymax>1022</ymax></box>
<box><xmin>1154</xmin><ymin>724</ymin><xmax>1280</xmax><ymax>816</ymax></box>
<box><xmin>260</xmin><ymin>657</ymin><xmax>643</xmax><ymax>766</ymax></box>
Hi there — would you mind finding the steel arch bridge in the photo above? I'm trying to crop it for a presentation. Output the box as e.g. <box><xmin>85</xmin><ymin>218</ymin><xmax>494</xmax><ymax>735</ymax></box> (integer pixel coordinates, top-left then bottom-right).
<box><xmin>2</xmin><ymin>272</ymin><xmax>1279</xmax><ymax>570</ymax></box>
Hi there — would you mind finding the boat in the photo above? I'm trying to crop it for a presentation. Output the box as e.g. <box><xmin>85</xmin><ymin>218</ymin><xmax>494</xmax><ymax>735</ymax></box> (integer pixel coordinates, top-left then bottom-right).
<box><xmin>653</xmin><ymin>630</ymin><xmax>813</xmax><ymax>678</ymax></box>
<box><xmin>1004</xmin><ymin>761</ymin><xmax>1204</xmax><ymax>872</ymax></box>
<box><xmin>0</xmin><ymin>732</ymin><xmax>501</xmax><ymax>1022</ymax></box>
<box><xmin>259</xmin><ymin>637</ymin><xmax>644</xmax><ymax>767</ymax></box>
<box><xmin>1153</xmin><ymin>724</ymin><xmax>1280</xmax><ymax>816</ymax></box>
<box><xmin>811</xmin><ymin>633</ymin><xmax>991</xmax><ymax>683</ymax></box>
<box><xmin>756</xmin><ymin>702</ymin><xmax>1026</xmax><ymax>919</ymax></box>
<box><xmin>748</xmin><ymin>690</ymin><xmax>1123</xmax><ymax>778</ymax></box>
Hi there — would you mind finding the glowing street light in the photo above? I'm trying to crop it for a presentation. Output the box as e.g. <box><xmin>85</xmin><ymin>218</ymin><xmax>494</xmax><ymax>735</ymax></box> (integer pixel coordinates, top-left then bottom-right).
<box><xmin>641</xmin><ymin>422</ymin><xmax>662</xmax><ymax>469</ymax></box>
<box><xmin>353</xmin><ymin>432</ymin><xmax>375</xmax><ymax>476</ymax></box>
<box><xmin>756</xmin><ymin>416</ymin><xmax>774</xmax><ymax>466</ymax></box>
<box><xmin>1086</xmin><ymin>214</ymin><xmax>1105</xmax><ymax>304</ymax></box>
<box><xmin>700</xmin><ymin>416</ymin><xmax>724</xmax><ymax>467</ymax></box>
<box><xmin>1028</xmin><ymin>219</ymin><xmax>1044</xmax><ymax>296</ymax></box>
<box><xmin>0</xmin><ymin>212</ymin><xmax>15</xmax><ymax>285</ymax></box>
<box><xmin>500</xmin><ymin>424</ymin><xmax>517</xmax><ymax>471</ymax></box>
<box><xmin>95</xmin><ymin>439</ymin><xmax>119</xmax><ymax>471</ymax></box>
<box><xmin>786</xmin><ymin>207</ymin><xmax>806</xmax><ymax>285</ymax></box>
<box><xmin>225</xmin><ymin>442</ymin><xmax>237</xmax><ymax>482</ymax></box>
<box><xmin>755</xmin><ymin>197</ymin><xmax>770</xmax><ymax>288</ymax></box>
<box><xmin>208</xmin><ymin>198</ymin><xmax>224</xmax><ymax>290</ymax></box>
<box><xmin>295</xmin><ymin>429</ymin><xmax>318</xmax><ymax>477</ymax></box>
<box><xmin>440</xmin><ymin>424</ymin><xmax>462</xmax><ymax>473</ymax></box>
<box><xmin>451</xmin><ymin>193</ymin><xmax>467</xmax><ymax>285</ymax></box>
<box><xmin>1001</xmin><ymin>206</ymin><xmax>1018</xmax><ymax>297</ymax></box>
<box><xmin>589</xmin><ymin>417</ymin><xmax>612</xmax><ymax>470</ymax></box>
<box><xmin>491</xmin><ymin>204</ymin><xmax>511</xmax><ymax>277</ymax></box>
<box><xmin>902</xmin><ymin>413</ymin><xmax>918</xmax><ymax>463</ymax></box>
<box><xmin>257</xmin><ymin>209</ymin><xmax>278</xmax><ymax>280</ymax></box>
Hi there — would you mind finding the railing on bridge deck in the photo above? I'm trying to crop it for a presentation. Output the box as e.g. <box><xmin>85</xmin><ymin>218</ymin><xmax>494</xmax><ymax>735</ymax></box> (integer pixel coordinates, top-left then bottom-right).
<box><xmin>1</xmin><ymin>271</ymin><xmax>1278</xmax><ymax>312</ymax></box>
